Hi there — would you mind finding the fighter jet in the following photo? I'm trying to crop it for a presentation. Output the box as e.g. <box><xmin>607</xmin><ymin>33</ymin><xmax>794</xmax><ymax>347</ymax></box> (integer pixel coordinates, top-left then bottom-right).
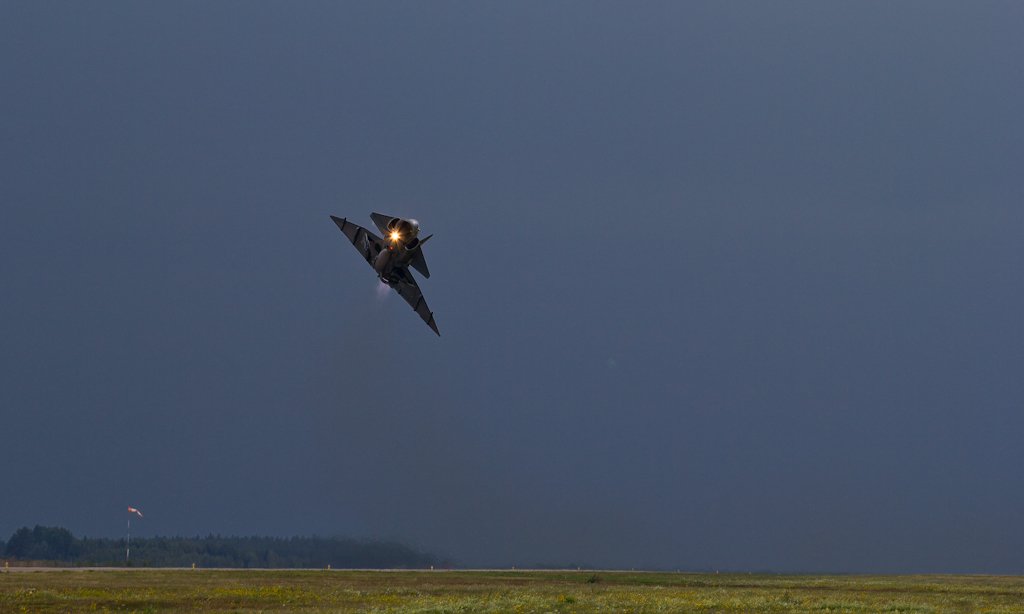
<box><xmin>330</xmin><ymin>213</ymin><xmax>440</xmax><ymax>336</ymax></box>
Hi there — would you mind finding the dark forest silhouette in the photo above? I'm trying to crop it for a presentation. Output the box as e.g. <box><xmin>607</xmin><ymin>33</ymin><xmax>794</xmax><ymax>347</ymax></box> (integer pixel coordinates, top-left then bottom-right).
<box><xmin>1</xmin><ymin>526</ymin><xmax>442</xmax><ymax>568</ymax></box>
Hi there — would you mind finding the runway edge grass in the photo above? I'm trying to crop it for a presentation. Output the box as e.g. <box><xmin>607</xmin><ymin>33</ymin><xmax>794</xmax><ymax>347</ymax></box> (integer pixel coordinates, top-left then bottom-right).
<box><xmin>2</xmin><ymin>569</ymin><xmax>1024</xmax><ymax>613</ymax></box>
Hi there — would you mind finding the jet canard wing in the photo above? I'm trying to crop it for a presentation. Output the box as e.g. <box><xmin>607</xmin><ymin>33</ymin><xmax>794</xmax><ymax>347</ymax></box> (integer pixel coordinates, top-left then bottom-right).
<box><xmin>331</xmin><ymin>216</ymin><xmax>384</xmax><ymax>268</ymax></box>
<box><xmin>392</xmin><ymin>271</ymin><xmax>440</xmax><ymax>336</ymax></box>
<box><xmin>370</xmin><ymin>212</ymin><xmax>397</xmax><ymax>237</ymax></box>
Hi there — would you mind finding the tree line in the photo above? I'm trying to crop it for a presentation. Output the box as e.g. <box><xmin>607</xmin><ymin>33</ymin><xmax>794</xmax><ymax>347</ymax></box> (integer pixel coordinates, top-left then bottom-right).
<box><xmin>1</xmin><ymin>525</ymin><xmax>443</xmax><ymax>568</ymax></box>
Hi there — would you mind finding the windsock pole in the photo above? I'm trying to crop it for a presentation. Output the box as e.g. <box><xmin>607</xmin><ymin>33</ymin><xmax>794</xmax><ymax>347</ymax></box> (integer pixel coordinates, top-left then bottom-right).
<box><xmin>125</xmin><ymin>506</ymin><xmax>143</xmax><ymax>564</ymax></box>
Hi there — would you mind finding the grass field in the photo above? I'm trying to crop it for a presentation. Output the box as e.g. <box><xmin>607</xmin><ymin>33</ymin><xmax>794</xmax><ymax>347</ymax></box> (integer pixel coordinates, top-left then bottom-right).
<box><xmin>2</xmin><ymin>569</ymin><xmax>1023</xmax><ymax>613</ymax></box>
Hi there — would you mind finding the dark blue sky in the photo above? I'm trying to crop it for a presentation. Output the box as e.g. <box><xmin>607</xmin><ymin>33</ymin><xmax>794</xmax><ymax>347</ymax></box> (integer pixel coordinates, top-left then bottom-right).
<box><xmin>2</xmin><ymin>2</ymin><xmax>1022</xmax><ymax>572</ymax></box>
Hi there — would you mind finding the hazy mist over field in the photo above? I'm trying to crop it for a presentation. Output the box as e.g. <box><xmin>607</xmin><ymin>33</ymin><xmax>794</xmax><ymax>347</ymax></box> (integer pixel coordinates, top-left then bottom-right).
<box><xmin>2</xmin><ymin>2</ymin><xmax>1022</xmax><ymax>572</ymax></box>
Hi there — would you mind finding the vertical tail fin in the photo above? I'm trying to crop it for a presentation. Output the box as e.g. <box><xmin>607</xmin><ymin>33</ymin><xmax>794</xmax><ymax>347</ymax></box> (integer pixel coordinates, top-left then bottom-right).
<box><xmin>410</xmin><ymin>234</ymin><xmax>432</xmax><ymax>278</ymax></box>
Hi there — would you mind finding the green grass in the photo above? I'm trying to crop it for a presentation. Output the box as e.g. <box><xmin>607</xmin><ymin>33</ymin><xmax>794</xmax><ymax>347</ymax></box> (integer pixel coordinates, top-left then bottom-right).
<box><xmin>2</xmin><ymin>569</ymin><xmax>1023</xmax><ymax>613</ymax></box>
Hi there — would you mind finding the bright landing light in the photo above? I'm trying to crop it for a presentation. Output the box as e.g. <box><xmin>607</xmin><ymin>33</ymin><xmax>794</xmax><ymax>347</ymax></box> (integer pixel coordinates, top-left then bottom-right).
<box><xmin>390</xmin><ymin>231</ymin><xmax>400</xmax><ymax>242</ymax></box>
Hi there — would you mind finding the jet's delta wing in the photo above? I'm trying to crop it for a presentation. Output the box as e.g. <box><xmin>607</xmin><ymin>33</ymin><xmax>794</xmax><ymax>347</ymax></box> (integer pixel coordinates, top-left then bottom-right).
<box><xmin>393</xmin><ymin>273</ymin><xmax>440</xmax><ymax>336</ymax></box>
<box><xmin>331</xmin><ymin>216</ymin><xmax>383</xmax><ymax>268</ymax></box>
